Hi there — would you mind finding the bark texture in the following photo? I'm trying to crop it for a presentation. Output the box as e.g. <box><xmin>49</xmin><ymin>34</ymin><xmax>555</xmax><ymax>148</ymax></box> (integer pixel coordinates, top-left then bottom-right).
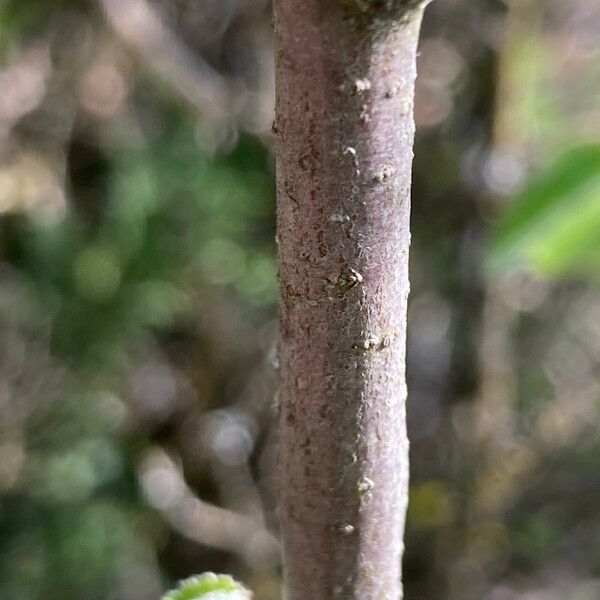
<box><xmin>274</xmin><ymin>2</ymin><xmax>425</xmax><ymax>598</ymax></box>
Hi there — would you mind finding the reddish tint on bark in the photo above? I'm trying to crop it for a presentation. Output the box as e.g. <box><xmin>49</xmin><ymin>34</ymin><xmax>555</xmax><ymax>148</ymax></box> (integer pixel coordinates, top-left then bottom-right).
<box><xmin>274</xmin><ymin>2</ymin><xmax>426</xmax><ymax>598</ymax></box>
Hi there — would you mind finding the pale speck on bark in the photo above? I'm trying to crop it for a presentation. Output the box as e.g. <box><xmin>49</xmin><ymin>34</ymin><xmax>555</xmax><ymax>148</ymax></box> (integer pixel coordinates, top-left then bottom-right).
<box><xmin>273</xmin><ymin>1</ymin><xmax>429</xmax><ymax>598</ymax></box>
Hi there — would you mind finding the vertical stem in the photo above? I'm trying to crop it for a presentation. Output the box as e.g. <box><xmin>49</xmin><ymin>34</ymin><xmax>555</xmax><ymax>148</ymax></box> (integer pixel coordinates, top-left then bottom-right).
<box><xmin>274</xmin><ymin>2</ymin><xmax>426</xmax><ymax>598</ymax></box>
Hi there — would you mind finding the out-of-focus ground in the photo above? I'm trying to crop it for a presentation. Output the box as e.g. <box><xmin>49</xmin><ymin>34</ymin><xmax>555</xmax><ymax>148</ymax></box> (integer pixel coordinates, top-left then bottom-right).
<box><xmin>0</xmin><ymin>1</ymin><xmax>598</xmax><ymax>598</ymax></box>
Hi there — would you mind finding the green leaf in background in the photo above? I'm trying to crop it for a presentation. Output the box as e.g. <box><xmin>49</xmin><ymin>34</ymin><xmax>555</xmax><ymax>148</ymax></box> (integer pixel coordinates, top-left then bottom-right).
<box><xmin>488</xmin><ymin>144</ymin><xmax>600</xmax><ymax>278</ymax></box>
<box><xmin>162</xmin><ymin>573</ymin><xmax>252</xmax><ymax>600</ymax></box>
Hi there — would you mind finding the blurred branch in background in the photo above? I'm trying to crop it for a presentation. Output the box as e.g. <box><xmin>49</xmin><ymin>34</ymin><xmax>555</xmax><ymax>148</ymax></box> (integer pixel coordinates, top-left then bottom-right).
<box><xmin>97</xmin><ymin>0</ymin><xmax>234</xmax><ymax>121</ymax></box>
<box><xmin>138</xmin><ymin>446</ymin><xmax>279</xmax><ymax>567</ymax></box>
<box><xmin>0</xmin><ymin>44</ymin><xmax>50</xmax><ymax>135</ymax></box>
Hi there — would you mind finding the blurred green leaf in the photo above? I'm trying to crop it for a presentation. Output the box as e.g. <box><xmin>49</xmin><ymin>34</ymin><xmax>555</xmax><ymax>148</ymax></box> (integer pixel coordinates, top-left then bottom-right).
<box><xmin>513</xmin><ymin>508</ymin><xmax>564</xmax><ymax>565</ymax></box>
<box><xmin>488</xmin><ymin>144</ymin><xmax>600</xmax><ymax>278</ymax></box>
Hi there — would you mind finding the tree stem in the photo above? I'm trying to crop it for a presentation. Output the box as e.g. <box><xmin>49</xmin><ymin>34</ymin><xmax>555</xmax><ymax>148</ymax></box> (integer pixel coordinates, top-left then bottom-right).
<box><xmin>274</xmin><ymin>3</ymin><xmax>425</xmax><ymax>598</ymax></box>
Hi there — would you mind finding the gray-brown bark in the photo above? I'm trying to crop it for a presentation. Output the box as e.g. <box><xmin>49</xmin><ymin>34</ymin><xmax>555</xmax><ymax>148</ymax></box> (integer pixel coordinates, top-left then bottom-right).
<box><xmin>274</xmin><ymin>2</ymin><xmax>426</xmax><ymax>598</ymax></box>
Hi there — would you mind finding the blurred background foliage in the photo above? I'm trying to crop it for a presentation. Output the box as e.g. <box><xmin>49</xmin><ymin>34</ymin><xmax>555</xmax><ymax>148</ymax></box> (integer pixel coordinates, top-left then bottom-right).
<box><xmin>0</xmin><ymin>0</ymin><xmax>598</xmax><ymax>599</ymax></box>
